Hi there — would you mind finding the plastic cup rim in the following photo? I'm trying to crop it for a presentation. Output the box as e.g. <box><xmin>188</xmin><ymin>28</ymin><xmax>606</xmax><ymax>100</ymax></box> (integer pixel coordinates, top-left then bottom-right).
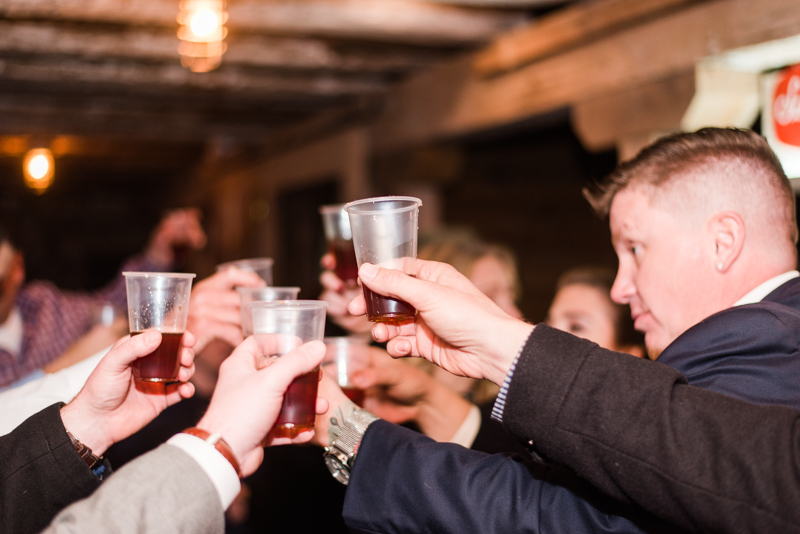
<box><xmin>237</xmin><ymin>286</ymin><xmax>301</xmax><ymax>294</ymax></box>
<box><xmin>122</xmin><ymin>271</ymin><xmax>196</xmax><ymax>279</ymax></box>
<box><xmin>344</xmin><ymin>196</ymin><xmax>422</xmax><ymax>215</ymax></box>
<box><xmin>248</xmin><ymin>299</ymin><xmax>329</xmax><ymax>310</ymax></box>
<box><xmin>319</xmin><ymin>203</ymin><xmax>347</xmax><ymax>214</ymax></box>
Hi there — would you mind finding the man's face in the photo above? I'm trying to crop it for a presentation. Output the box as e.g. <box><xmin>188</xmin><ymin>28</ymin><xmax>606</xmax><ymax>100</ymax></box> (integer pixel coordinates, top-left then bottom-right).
<box><xmin>609</xmin><ymin>188</ymin><xmax>713</xmax><ymax>355</ymax></box>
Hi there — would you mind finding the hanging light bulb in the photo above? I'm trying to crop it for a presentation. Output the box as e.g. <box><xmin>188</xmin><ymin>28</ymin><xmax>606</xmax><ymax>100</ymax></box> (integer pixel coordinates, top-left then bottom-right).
<box><xmin>23</xmin><ymin>148</ymin><xmax>55</xmax><ymax>194</ymax></box>
<box><xmin>177</xmin><ymin>0</ymin><xmax>228</xmax><ymax>73</ymax></box>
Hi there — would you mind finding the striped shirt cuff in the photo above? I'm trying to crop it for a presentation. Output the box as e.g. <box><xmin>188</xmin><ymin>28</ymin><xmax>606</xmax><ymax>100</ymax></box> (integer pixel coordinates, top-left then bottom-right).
<box><xmin>491</xmin><ymin>329</ymin><xmax>533</xmax><ymax>422</ymax></box>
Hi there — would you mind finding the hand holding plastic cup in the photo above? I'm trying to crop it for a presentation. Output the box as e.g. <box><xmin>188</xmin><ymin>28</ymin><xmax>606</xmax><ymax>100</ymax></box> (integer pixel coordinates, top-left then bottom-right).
<box><xmin>320</xmin><ymin>204</ymin><xmax>359</xmax><ymax>288</ymax></box>
<box><xmin>123</xmin><ymin>272</ymin><xmax>196</xmax><ymax>382</ymax></box>
<box><xmin>345</xmin><ymin>196</ymin><xmax>422</xmax><ymax>325</ymax></box>
<box><xmin>322</xmin><ymin>336</ymin><xmax>370</xmax><ymax>406</ymax></box>
<box><xmin>217</xmin><ymin>258</ymin><xmax>274</xmax><ymax>286</ymax></box>
<box><xmin>250</xmin><ymin>300</ymin><xmax>328</xmax><ymax>438</ymax></box>
<box><xmin>238</xmin><ymin>286</ymin><xmax>301</xmax><ymax>336</ymax></box>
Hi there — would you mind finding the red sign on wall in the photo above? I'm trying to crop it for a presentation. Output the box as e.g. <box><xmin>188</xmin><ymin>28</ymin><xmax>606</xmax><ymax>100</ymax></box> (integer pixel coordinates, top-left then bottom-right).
<box><xmin>773</xmin><ymin>65</ymin><xmax>800</xmax><ymax>147</ymax></box>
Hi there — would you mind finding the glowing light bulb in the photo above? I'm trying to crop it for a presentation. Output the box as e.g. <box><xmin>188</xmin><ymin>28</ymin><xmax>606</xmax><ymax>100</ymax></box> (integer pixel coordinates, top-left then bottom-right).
<box><xmin>190</xmin><ymin>9</ymin><xmax>219</xmax><ymax>37</ymax></box>
<box><xmin>22</xmin><ymin>148</ymin><xmax>55</xmax><ymax>194</ymax></box>
<box><xmin>27</xmin><ymin>154</ymin><xmax>50</xmax><ymax>180</ymax></box>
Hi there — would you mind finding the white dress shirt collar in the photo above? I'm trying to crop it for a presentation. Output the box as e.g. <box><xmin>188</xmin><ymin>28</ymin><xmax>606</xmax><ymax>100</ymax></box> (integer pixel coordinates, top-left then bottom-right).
<box><xmin>734</xmin><ymin>271</ymin><xmax>800</xmax><ymax>306</ymax></box>
<box><xmin>0</xmin><ymin>307</ymin><xmax>24</xmax><ymax>357</ymax></box>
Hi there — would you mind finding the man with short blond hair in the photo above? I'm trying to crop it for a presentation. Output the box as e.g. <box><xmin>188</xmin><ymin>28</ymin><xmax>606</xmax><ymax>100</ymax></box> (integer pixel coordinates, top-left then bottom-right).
<box><xmin>317</xmin><ymin>128</ymin><xmax>800</xmax><ymax>534</ymax></box>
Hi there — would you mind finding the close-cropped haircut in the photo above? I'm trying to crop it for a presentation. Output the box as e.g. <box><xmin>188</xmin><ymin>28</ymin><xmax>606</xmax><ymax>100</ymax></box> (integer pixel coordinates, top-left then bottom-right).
<box><xmin>584</xmin><ymin>128</ymin><xmax>796</xmax><ymax>244</ymax></box>
<box><xmin>555</xmin><ymin>266</ymin><xmax>645</xmax><ymax>351</ymax></box>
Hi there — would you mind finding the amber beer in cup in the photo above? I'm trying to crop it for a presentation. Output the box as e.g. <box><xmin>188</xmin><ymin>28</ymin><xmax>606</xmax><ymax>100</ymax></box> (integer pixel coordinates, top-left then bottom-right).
<box><xmin>123</xmin><ymin>272</ymin><xmax>195</xmax><ymax>382</ymax></box>
<box><xmin>319</xmin><ymin>204</ymin><xmax>359</xmax><ymax>287</ymax></box>
<box><xmin>250</xmin><ymin>300</ymin><xmax>328</xmax><ymax>438</ymax></box>
<box><xmin>345</xmin><ymin>196</ymin><xmax>421</xmax><ymax>325</ymax></box>
<box><xmin>322</xmin><ymin>336</ymin><xmax>370</xmax><ymax>406</ymax></box>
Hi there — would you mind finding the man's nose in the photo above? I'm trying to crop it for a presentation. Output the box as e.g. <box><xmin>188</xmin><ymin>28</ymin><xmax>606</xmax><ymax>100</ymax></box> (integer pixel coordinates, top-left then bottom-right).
<box><xmin>610</xmin><ymin>268</ymin><xmax>634</xmax><ymax>304</ymax></box>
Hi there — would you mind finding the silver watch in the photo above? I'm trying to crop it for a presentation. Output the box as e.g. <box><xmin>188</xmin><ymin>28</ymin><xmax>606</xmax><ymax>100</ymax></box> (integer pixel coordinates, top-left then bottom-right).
<box><xmin>323</xmin><ymin>409</ymin><xmax>379</xmax><ymax>485</ymax></box>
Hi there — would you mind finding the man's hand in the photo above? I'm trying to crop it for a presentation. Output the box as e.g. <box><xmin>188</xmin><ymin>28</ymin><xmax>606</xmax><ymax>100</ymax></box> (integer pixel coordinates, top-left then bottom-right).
<box><xmin>187</xmin><ymin>268</ymin><xmax>265</xmax><ymax>354</ymax></box>
<box><xmin>60</xmin><ymin>330</ymin><xmax>197</xmax><ymax>456</ymax></box>
<box><xmin>319</xmin><ymin>253</ymin><xmax>372</xmax><ymax>334</ymax></box>
<box><xmin>145</xmin><ymin>208</ymin><xmax>207</xmax><ymax>267</ymax></box>
<box><xmin>348</xmin><ymin>260</ymin><xmax>534</xmax><ymax>386</ymax></box>
<box><xmin>353</xmin><ymin>356</ymin><xmax>473</xmax><ymax>442</ymax></box>
<box><xmin>197</xmin><ymin>337</ymin><xmax>328</xmax><ymax>477</ymax></box>
<box><xmin>313</xmin><ymin>372</ymin><xmax>359</xmax><ymax>449</ymax></box>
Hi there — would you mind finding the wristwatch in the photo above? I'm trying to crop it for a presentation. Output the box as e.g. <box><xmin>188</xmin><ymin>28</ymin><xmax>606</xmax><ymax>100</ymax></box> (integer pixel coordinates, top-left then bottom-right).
<box><xmin>323</xmin><ymin>409</ymin><xmax>379</xmax><ymax>485</ymax></box>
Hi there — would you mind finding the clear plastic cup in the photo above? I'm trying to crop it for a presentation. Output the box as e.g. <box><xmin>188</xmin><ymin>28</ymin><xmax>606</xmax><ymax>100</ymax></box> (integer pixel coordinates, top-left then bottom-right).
<box><xmin>344</xmin><ymin>196</ymin><xmax>422</xmax><ymax>325</ymax></box>
<box><xmin>322</xmin><ymin>336</ymin><xmax>370</xmax><ymax>406</ymax></box>
<box><xmin>319</xmin><ymin>204</ymin><xmax>359</xmax><ymax>288</ymax></box>
<box><xmin>216</xmin><ymin>257</ymin><xmax>274</xmax><ymax>286</ymax></box>
<box><xmin>250</xmin><ymin>300</ymin><xmax>328</xmax><ymax>438</ymax></box>
<box><xmin>123</xmin><ymin>272</ymin><xmax>196</xmax><ymax>382</ymax></box>
<box><xmin>238</xmin><ymin>286</ymin><xmax>301</xmax><ymax>336</ymax></box>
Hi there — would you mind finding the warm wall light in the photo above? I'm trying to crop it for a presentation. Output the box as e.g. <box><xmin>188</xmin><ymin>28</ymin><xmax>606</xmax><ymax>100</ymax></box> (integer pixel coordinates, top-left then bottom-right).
<box><xmin>23</xmin><ymin>148</ymin><xmax>55</xmax><ymax>194</ymax></box>
<box><xmin>177</xmin><ymin>0</ymin><xmax>228</xmax><ymax>73</ymax></box>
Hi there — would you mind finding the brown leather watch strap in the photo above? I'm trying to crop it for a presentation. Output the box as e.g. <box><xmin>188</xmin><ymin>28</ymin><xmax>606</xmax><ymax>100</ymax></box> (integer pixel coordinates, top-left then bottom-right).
<box><xmin>66</xmin><ymin>430</ymin><xmax>103</xmax><ymax>470</ymax></box>
<box><xmin>181</xmin><ymin>427</ymin><xmax>242</xmax><ymax>478</ymax></box>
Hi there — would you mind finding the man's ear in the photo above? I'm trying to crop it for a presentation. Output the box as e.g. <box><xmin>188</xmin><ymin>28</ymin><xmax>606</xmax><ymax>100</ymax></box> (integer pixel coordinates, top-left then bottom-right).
<box><xmin>710</xmin><ymin>211</ymin><xmax>745</xmax><ymax>272</ymax></box>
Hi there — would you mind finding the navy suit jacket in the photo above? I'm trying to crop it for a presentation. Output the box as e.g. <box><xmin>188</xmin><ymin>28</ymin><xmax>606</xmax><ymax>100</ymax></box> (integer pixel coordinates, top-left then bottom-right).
<box><xmin>343</xmin><ymin>279</ymin><xmax>800</xmax><ymax>533</ymax></box>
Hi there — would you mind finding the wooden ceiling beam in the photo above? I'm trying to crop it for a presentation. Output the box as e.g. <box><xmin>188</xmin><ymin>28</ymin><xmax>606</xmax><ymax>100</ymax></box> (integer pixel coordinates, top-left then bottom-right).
<box><xmin>0</xmin><ymin>0</ymin><xmax>526</xmax><ymax>46</ymax></box>
<box><xmin>0</xmin><ymin>56</ymin><xmax>389</xmax><ymax>96</ymax></box>
<box><xmin>0</xmin><ymin>21</ymin><xmax>445</xmax><ymax>73</ymax></box>
<box><xmin>475</xmin><ymin>0</ymin><xmax>712</xmax><ymax>76</ymax></box>
<box><xmin>372</xmin><ymin>0</ymin><xmax>800</xmax><ymax>152</ymax></box>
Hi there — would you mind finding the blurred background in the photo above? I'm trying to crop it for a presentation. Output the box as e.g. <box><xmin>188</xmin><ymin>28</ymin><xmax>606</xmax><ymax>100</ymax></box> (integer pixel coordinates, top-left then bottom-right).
<box><xmin>2</xmin><ymin>0</ymin><xmax>800</xmax><ymax>322</ymax></box>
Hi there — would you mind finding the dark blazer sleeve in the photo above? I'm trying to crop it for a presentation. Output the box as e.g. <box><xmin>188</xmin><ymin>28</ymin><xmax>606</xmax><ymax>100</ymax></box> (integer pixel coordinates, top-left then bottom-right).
<box><xmin>0</xmin><ymin>403</ymin><xmax>111</xmax><ymax>534</ymax></box>
<box><xmin>343</xmin><ymin>420</ymin><xmax>668</xmax><ymax>534</ymax></box>
<box><xmin>503</xmin><ymin>324</ymin><xmax>800</xmax><ymax>534</ymax></box>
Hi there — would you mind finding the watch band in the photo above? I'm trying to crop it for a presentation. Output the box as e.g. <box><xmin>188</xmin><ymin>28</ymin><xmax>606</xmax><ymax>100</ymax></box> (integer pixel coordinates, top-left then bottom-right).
<box><xmin>181</xmin><ymin>427</ymin><xmax>242</xmax><ymax>478</ymax></box>
<box><xmin>324</xmin><ymin>408</ymin><xmax>379</xmax><ymax>484</ymax></box>
<box><xmin>66</xmin><ymin>430</ymin><xmax>103</xmax><ymax>470</ymax></box>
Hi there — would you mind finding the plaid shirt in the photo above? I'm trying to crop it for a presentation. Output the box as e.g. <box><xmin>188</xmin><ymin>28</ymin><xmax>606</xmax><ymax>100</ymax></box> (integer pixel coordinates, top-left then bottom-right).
<box><xmin>0</xmin><ymin>256</ymin><xmax>160</xmax><ymax>388</ymax></box>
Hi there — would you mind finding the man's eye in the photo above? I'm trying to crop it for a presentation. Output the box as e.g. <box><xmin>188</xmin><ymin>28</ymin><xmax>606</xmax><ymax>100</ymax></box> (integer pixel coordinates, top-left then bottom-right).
<box><xmin>568</xmin><ymin>323</ymin><xmax>584</xmax><ymax>334</ymax></box>
<box><xmin>631</xmin><ymin>245</ymin><xmax>642</xmax><ymax>257</ymax></box>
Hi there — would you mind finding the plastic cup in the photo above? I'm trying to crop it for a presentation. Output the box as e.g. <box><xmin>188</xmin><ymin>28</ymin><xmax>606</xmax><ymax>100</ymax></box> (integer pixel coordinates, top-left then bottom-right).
<box><xmin>322</xmin><ymin>336</ymin><xmax>370</xmax><ymax>406</ymax></box>
<box><xmin>238</xmin><ymin>286</ymin><xmax>301</xmax><ymax>336</ymax></box>
<box><xmin>123</xmin><ymin>272</ymin><xmax>196</xmax><ymax>382</ymax></box>
<box><xmin>216</xmin><ymin>258</ymin><xmax>274</xmax><ymax>286</ymax></box>
<box><xmin>250</xmin><ymin>300</ymin><xmax>328</xmax><ymax>438</ymax></box>
<box><xmin>344</xmin><ymin>196</ymin><xmax>422</xmax><ymax>325</ymax></box>
<box><xmin>319</xmin><ymin>204</ymin><xmax>359</xmax><ymax>288</ymax></box>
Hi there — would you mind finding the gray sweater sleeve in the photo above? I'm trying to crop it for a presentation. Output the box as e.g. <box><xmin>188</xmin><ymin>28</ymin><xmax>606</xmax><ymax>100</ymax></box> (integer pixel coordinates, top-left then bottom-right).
<box><xmin>42</xmin><ymin>444</ymin><xmax>225</xmax><ymax>534</ymax></box>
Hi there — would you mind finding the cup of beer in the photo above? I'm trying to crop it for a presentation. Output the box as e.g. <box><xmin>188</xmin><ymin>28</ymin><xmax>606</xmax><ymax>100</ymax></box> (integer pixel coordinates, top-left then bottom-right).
<box><xmin>250</xmin><ymin>300</ymin><xmax>328</xmax><ymax>438</ymax></box>
<box><xmin>322</xmin><ymin>336</ymin><xmax>370</xmax><ymax>406</ymax></box>
<box><xmin>216</xmin><ymin>257</ymin><xmax>274</xmax><ymax>286</ymax></box>
<box><xmin>319</xmin><ymin>204</ymin><xmax>359</xmax><ymax>288</ymax></box>
<box><xmin>344</xmin><ymin>196</ymin><xmax>422</xmax><ymax>325</ymax></box>
<box><xmin>123</xmin><ymin>272</ymin><xmax>195</xmax><ymax>382</ymax></box>
<box><xmin>238</xmin><ymin>286</ymin><xmax>301</xmax><ymax>336</ymax></box>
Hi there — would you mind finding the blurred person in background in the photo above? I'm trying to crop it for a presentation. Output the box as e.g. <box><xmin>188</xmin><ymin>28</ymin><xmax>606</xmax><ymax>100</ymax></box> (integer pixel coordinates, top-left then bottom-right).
<box><xmin>0</xmin><ymin>208</ymin><xmax>206</xmax><ymax>388</ymax></box>
<box><xmin>546</xmin><ymin>266</ymin><xmax>644</xmax><ymax>358</ymax></box>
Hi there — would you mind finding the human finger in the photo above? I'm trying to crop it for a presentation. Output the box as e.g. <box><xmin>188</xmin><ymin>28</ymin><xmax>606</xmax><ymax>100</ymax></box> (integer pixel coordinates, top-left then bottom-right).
<box><xmin>320</xmin><ymin>253</ymin><xmax>336</xmax><ymax>270</ymax></box>
<box><xmin>106</xmin><ymin>330</ymin><xmax>162</xmax><ymax>372</ymax></box>
<box><xmin>320</xmin><ymin>270</ymin><xmax>345</xmax><ymax>292</ymax></box>
<box><xmin>197</xmin><ymin>269</ymin><xmax>265</xmax><ymax>292</ymax></box>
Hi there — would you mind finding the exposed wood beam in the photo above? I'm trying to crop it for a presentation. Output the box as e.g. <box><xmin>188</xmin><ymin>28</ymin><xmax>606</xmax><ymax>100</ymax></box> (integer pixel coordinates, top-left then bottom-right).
<box><xmin>372</xmin><ymin>0</ymin><xmax>800</xmax><ymax>152</ymax></box>
<box><xmin>0</xmin><ymin>21</ymin><xmax>446</xmax><ymax>73</ymax></box>
<box><xmin>0</xmin><ymin>0</ymin><xmax>527</xmax><ymax>46</ymax></box>
<box><xmin>0</xmin><ymin>56</ymin><xmax>389</xmax><ymax>95</ymax></box>
<box><xmin>571</xmin><ymin>71</ymin><xmax>695</xmax><ymax>151</ymax></box>
<box><xmin>474</xmin><ymin>0</ymin><xmax>711</xmax><ymax>76</ymax></box>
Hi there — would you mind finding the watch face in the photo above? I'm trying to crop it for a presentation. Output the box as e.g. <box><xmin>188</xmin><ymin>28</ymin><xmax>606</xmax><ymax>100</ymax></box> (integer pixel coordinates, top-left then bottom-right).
<box><xmin>324</xmin><ymin>453</ymin><xmax>350</xmax><ymax>485</ymax></box>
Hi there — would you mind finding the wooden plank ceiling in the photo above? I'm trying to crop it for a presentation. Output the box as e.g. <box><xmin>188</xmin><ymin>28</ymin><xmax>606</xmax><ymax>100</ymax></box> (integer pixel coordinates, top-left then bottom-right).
<box><xmin>0</xmin><ymin>0</ymin><xmax>576</xmax><ymax>156</ymax></box>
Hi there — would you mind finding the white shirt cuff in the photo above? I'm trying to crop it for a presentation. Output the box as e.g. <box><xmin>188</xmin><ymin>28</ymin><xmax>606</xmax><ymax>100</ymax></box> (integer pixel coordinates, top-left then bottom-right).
<box><xmin>167</xmin><ymin>433</ymin><xmax>241</xmax><ymax>510</ymax></box>
<box><xmin>447</xmin><ymin>403</ymin><xmax>482</xmax><ymax>448</ymax></box>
